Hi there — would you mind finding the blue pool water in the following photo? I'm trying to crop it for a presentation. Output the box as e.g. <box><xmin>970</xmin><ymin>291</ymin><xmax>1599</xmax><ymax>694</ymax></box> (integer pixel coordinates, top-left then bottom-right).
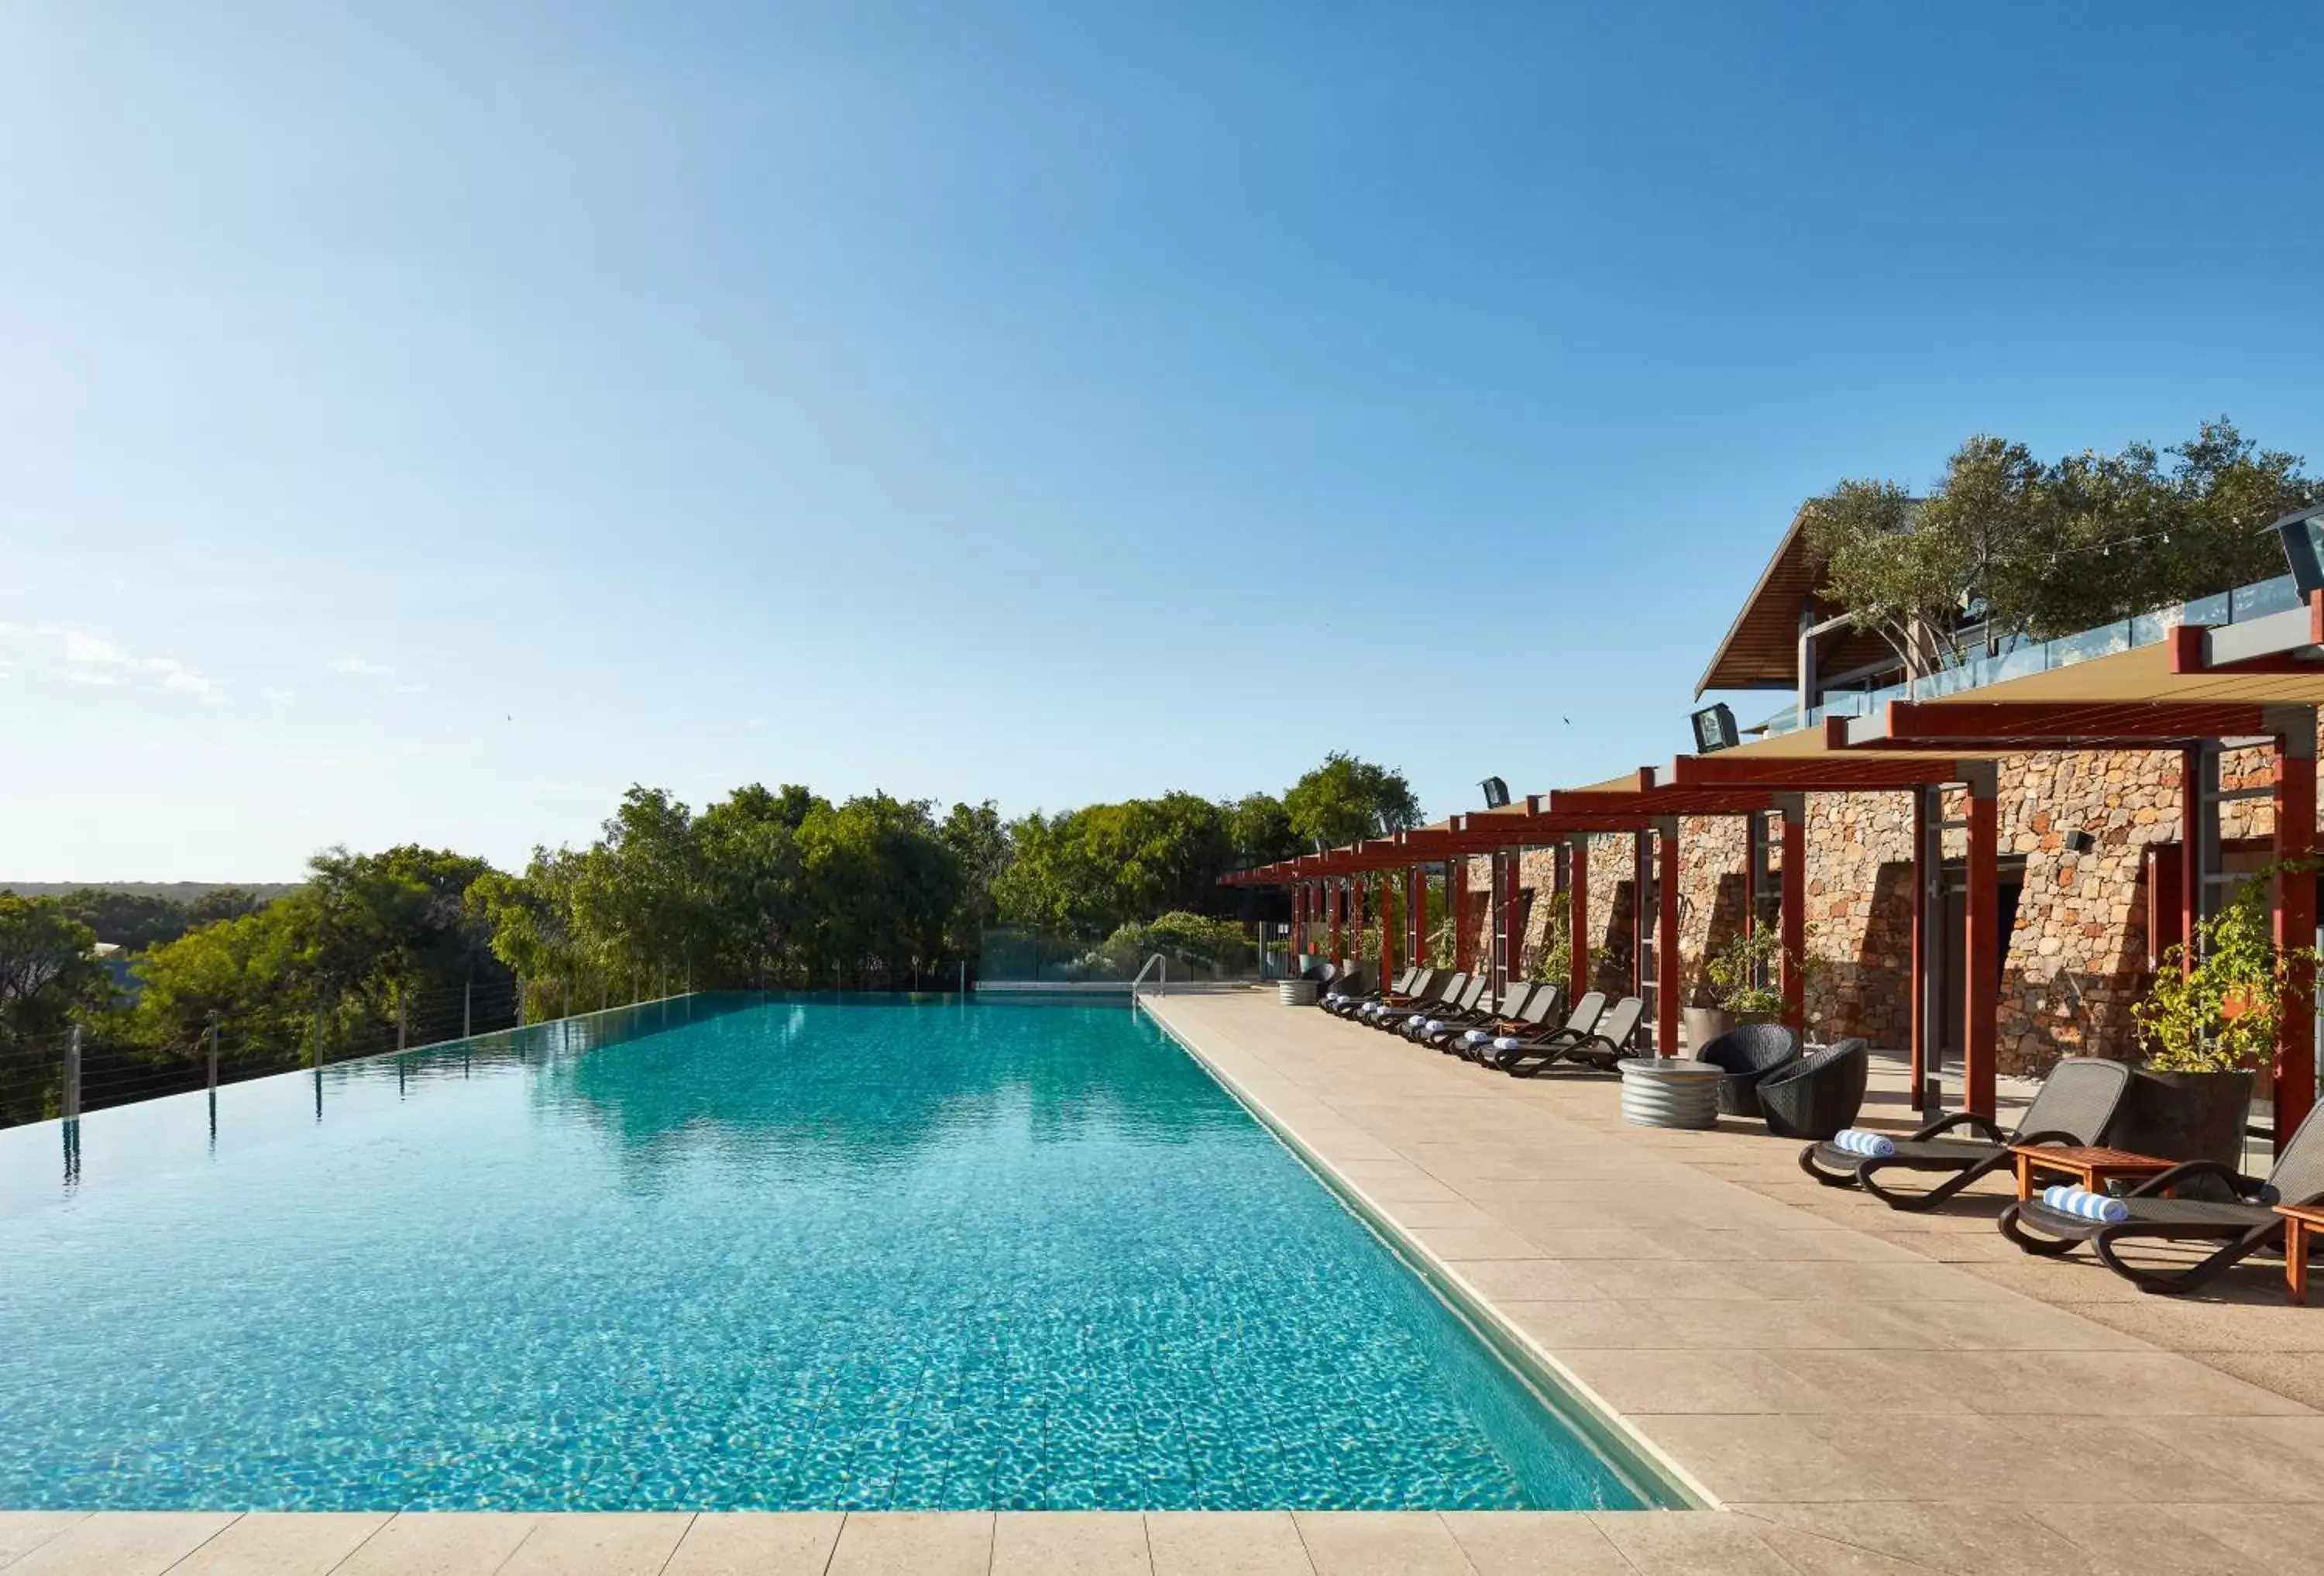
<box><xmin>0</xmin><ymin>996</ymin><xmax>1650</xmax><ymax>1511</ymax></box>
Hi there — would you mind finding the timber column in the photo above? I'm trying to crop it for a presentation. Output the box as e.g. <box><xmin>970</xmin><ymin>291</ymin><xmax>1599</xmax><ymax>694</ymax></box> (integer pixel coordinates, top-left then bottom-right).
<box><xmin>1567</xmin><ymin>834</ymin><xmax>1591</xmax><ymax>1007</ymax></box>
<box><xmin>2274</xmin><ymin>708</ymin><xmax>2318</xmax><ymax>1154</ymax></box>
<box><xmin>1964</xmin><ymin>765</ymin><xmax>1999</xmax><ymax>1120</ymax></box>
<box><xmin>1778</xmin><ymin>794</ymin><xmax>1807</xmax><ymax>1038</ymax></box>
<box><xmin>1656</xmin><ymin>817</ymin><xmax>1681</xmax><ymax>1056</ymax></box>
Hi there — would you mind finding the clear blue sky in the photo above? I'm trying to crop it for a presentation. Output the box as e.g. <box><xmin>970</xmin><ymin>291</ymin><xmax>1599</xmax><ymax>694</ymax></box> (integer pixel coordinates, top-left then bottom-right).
<box><xmin>5</xmin><ymin>2</ymin><xmax>2321</xmax><ymax>879</ymax></box>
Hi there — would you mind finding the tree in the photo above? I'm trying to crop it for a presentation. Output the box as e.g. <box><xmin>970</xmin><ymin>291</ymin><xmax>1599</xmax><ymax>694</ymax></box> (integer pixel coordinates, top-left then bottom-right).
<box><xmin>1227</xmin><ymin>792</ymin><xmax>1301</xmax><ymax>868</ymax></box>
<box><xmin>1284</xmin><ymin>753</ymin><xmax>1422</xmax><ymax>851</ymax></box>
<box><xmin>1807</xmin><ymin>419</ymin><xmax>2324</xmax><ymax>676</ymax></box>
<box><xmin>696</xmin><ymin>785</ymin><xmax>809</xmax><ymax>987</ymax></box>
<box><xmin>0</xmin><ymin>895</ymin><xmax>112</xmax><ymax>1044</ymax></box>
<box><xmin>53</xmin><ymin>888</ymin><xmax>191</xmax><ymax>951</ymax></box>
<box><xmin>186</xmin><ymin>886</ymin><xmax>268</xmax><ymax>926</ymax></box>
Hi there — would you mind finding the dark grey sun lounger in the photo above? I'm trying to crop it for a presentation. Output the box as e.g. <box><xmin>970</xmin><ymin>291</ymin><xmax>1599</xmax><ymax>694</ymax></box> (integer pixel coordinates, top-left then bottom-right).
<box><xmin>1372</xmin><ymin>971</ymin><xmax>1459</xmax><ymax>1032</ymax></box>
<box><xmin>1481</xmin><ymin>991</ymin><xmax>1604</xmax><ymax>1068</ymax></box>
<box><xmin>1453</xmin><ymin>984</ymin><xmax>1559</xmax><ymax>1059</ymax></box>
<box><xmin>1497</xmin><ymin>994</ymin><xmax>1645</xmax><ymax>1076</ymax></box>
<box><xmin>1327</xmin><ymin>967</ymin><xmax>1419</xmax><ymax>1018</ymax></box>
<box><xmin>1406</xmin><ymin>976</ymin><xmax>1491</xmax><ymax>1043</ymax></box>
<box><xmin>1799</xmin><ymin>1055</ymin><xmax>2133</xmax><ymax>1210</ymax></box>
<box><xmin>1997</xmin><ymin>1102</ymin><xmax>2324</xmax><ymax>1295</ymax></box>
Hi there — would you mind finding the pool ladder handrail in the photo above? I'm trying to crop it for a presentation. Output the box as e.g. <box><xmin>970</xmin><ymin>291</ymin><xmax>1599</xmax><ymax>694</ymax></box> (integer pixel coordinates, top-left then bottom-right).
<box><xmin>1129</xmin><ymin>952</ymin><xmax>1167</xmax><ymax>1007</ymax></box>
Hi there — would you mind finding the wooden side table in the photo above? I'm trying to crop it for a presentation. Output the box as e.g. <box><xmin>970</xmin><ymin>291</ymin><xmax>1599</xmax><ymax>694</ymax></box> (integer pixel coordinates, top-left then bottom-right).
<box><xmin>2277</xmin><ymin>1203</ymin><xmax>2324</xmax><ymax>1306</ymax></box>
<box><xmin>2008</xmin><ymin>1143</ymin><xmax>2177</xmax><ymax>1202</ymax></box>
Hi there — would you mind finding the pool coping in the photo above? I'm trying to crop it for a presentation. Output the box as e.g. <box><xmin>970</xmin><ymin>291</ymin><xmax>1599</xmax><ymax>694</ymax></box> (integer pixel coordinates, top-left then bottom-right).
<box><xmin>1139</xmin><ymin>1000</ymin><xmax>1718</xmax><ymax>1514</ymax></box>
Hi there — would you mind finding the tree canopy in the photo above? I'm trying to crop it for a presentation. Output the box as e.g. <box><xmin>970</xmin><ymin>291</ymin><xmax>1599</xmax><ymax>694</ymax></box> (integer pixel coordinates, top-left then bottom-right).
<box><xmin>1283</xmin><ymin>752</ymin><xmax>1423</xmax><ymax>851</ymax></box>
<box><xmin>1805</xmin><ymin>419</ymin><xmax>2323</xmax><ymax>676</ymax></box>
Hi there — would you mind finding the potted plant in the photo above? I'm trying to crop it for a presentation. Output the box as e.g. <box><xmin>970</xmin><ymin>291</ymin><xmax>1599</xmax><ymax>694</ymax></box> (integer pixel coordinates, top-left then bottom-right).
<box><xmin>1685</xmin><ymin>927</ymin><xmax>1788</xmax><ymax>1051</ymax></box>
<box><xmin>2127</xmin><ymin>865</ymin><xmax>2319</xmax><ymax>1166</ymax></box>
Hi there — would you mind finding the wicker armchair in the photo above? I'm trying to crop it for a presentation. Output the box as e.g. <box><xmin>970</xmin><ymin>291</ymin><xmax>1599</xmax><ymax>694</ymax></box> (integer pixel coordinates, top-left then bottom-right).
<box><xmin>1693</xmin><ymin>1024</ymin><xmax>1803</xmax><ymax>1118</ymax></box>
<box><xmin>1756</xmin><ymin>1038</ymin><xmax>1869</xmax><ymax>1140</ymax></box>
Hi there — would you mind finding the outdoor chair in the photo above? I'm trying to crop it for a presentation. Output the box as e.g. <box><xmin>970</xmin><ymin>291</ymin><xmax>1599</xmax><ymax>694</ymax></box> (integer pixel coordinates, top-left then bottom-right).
<box><xmin>1693</xmin><ymin>1024</ymin><xmax>1803</xmax><ymax>1118</ymax></box>
<box><xmin>1800</xmin><ymin>1055</ymin><xmax>2133</xmax><ymax>1210</ymax></box>
<box><xmin>1503</xmin><ymin>995</ymin><xmax>1644</xmax><ymax>1077</ymax></box>
<box><xmin>1411</xmin><ymin>976</ymin><xmax>1497</xmax><ymax>1045</ymax></box>
<box><xmin>1452</xmin><ymin>984</ymin><xmax>1559</xmax><ymax>1059</ymax></box>
<box><xmin>1373</xmin><ymin>971</ymin><xmax>1460</xmax><ymax>1032</ymax></box>
<box><xmin>1480</xmin><ymin>991</ymin><xmax>1604</xmax><ymax>1069</ymax></box>
<box><xmin>1755</xmin><ymin>1038</ymin><xmax>1869</xmax><ymax>1139</ymax></box>
<box><xmin>1997</xmin><ymin>1101</ymin><xmax>2324</xmax><ymax>1296</ymax></box>
<box><xmin>1330</xmin><ymin>967</ymin><xmax>1422</xmax><ymax>1019</ymax></box>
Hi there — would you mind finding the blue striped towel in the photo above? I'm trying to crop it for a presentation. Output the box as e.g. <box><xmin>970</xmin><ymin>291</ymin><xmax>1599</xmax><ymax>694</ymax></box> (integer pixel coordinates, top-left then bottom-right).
<box><xmin>1459</xmin><ymin>1027</ymin><xmax>1491</xmax><ymax>1044</ymax></box>
<box><xmin>1493</xmin><ymin>1035</ymin><xmax>1525</xmax><ymax>1051</ymax></box>
<box><xmin>1828</xmin><ymin>1128</ymin><xmax>1896</xmax><ymax>1159</ymax></box>
<box><xmin>1404</xmin><ymin>1013</ymin><xmax>1427</xmax><ymax>1026</ymax></box>
<box><xmin>1422</xmin><ymin>1019</ymin><xmax>1446</xmax><ymax>1033</ymax></box>
<box><xmin>2040</xmin><ymin>1185</ymin><xmax>2130</xmax><ymax>1223</ymax></box>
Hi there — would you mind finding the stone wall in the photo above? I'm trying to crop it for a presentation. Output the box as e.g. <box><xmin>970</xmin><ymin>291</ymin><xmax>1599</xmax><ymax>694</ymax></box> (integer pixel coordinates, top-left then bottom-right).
<box><xmin>1452</xmin><ymin>729</ymin><xmax>2313</xmax><ymax>1076</ymax></box>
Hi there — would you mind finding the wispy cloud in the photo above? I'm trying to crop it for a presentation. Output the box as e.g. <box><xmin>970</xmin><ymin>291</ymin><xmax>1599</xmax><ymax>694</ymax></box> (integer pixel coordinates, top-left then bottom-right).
<box><xmin>1</xmin><ymin>624</ymin><xmax>219</xmax><ymax>700</ymax></box>
<box><xmin>326</xmin><ymin>656</ymin><xmax>397</xmax><ymax>678</ymax></box>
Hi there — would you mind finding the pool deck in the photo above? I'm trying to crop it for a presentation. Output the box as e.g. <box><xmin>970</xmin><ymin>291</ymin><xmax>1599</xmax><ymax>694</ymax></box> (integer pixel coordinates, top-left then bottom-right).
<box><xmin>7</xmin><ymin>990</ymin><xmax>2322</xmax><ymax>1574</ymax></box>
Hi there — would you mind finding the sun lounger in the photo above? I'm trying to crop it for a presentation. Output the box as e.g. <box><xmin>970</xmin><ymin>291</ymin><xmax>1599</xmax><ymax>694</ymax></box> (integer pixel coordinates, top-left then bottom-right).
<box><xmin>1800</xmin><ymin>1055</ymin><xmax>2132</xmax><ymax>1210</ymax></box>
<box><xmin>1501</xmin><ymin>995</ymin><xmax>1643</xmax><ymax>1076</ymax></box>
<box><xmin>1452</xmin><ymin>984</ymin><xmax>1559</xmax><ymax>1059</ymax></box>
<box><xmin>1410</xmin><ymin>976</ymin><xmax>1499</xmax><ymax>1045</ymax></box>
<box><xmin>1326</xmin><ymin>967</ymin><xmax>1418</xmax><ymax>1018</ymax></box>
<box><xmin>1997</xmin><ymin>1102</ymin><xmax>2324</xmax><ymax>1295</ymax></box>
<box><xmin>1376</xmin><ymin>972</ymin><xmax>1463</xmax><ymax>1033</ymax></box>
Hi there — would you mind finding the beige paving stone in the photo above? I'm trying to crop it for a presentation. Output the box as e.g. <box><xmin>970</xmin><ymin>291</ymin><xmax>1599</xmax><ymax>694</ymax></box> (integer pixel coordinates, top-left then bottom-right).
<box><xmin>1732</xmin><ymin>1501</ymin><xmax>2107</xmax><ymax>1576</ymax></box>
<box><xmin>2022</xmin><ymin>1502</ymin><xmax>2267</xmax><ymax>1575</ymax></box>
<box><xmin>1437</xmin><ymin>1511</ymin><xmax>1630</xmax><ymax>1574</ymax></box>
<box><xmin>1550</xmin><ymin>1348</ymin><xmax>1803</xmax><ymax>1415</ymax></box>
<box><xmin>164</xmin><ymin>1512</ymin><xmax>390</xmax><ymax>1575</ymax></box>
<box><xmin>331</xmin><ymin>1512</ymin><xmax>539</xmax><ymax>1576</ymax></box>
<box><xmin>826</xmin><ymin>1512</ymin><xmax>994</xmax><ymax>1575</ymax></box>
<box><xmin>1439</xmin><ymin>1258</ymin><xmax>1604</xmax><ymax>1302</ymax></box>
<box><xmin>2116</xmin><ymin>1413</ymin><xmax>2324</xmax><ymax>1501</ymax></box>
<box><xmin>1143</xmin><ymin>1511</ymin><xmax>1314</xmax><ymax>1574</ymax></box>
<box><xmin>1586</xmin><ymin>1510</ymin><xmax>1796</xmax><ymax>1574</ymax></box>
<box><xmin>1405</xmin><ymin>1225</ymin><xmax>1545</xmax><ymax>1260</ymax></box>
<box><xmin>662</xmin><ymin>1512</ymin><xmax>845</xmax><ymax>1575</ymax></box>
<box><xmin>1742</xmin><ymin>1523</ymin><xmax>1940</xmax><ymax>1575</ymax></box>
<box><xmin>0</xmin><ymin>1513</ymin><xmax>87</xmax><ymax>1570</ymax></box>
<box><xmin>1290</xmin><ymin>1511</ymin><xmax>1470</xmax><ymax>1574</ymax></box>
<box><xmin>990</xmin><ymin>1512</ymin><xmax>1152</xmax><ymax>1574</ymax></box>
<box><xmin>1620</xmin><ymin>1414</ymin><xmax>1870</xmax><ymax>1502</ymax></box>
<box><xmin>1</xmin><ymin>1512</ymin><xmax>235</xmax><ymax>1576</ymax></box>
<box><xmin>2156</xmin><ymin>1499</ymin><xmax>2324</xmax><ymax>1564</ymax></box>
<box><xmin>497</xmin><ymin>1512</ymin><xmax>693</xmax><ymax>1575</ymax></box>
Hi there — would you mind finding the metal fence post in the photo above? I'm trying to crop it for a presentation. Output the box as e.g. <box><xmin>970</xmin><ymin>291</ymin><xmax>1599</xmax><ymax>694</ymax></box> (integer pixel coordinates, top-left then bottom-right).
<box><xmin>396</xmin><ymin>987</ymin><xmax>407</xmax><ymax>1053</ymax></box>
<box><xmin>205</xmin><ymin>1012</ymin><xmax>219</xmax><ymax>1093</ymax></box>
<box><xmin>462</xmin><ymin>976</ymin><xmax>473</xmax><ymax>1039</ymax></box>
<box><xmin>62</xmin><ymin>1024</ymin><xmax>82</xmax><ymax>1122</ymax></box>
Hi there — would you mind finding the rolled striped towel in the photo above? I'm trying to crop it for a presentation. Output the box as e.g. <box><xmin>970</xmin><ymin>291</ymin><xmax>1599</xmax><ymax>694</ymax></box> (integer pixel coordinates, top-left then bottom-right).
<box><xmin>1459</xmin><ymin>1027</ymin><xmax>1491</xmax><ymax>1044</ymax></box>
<box><xmin>1828</xmin><ymin>1128</ymin><xmax>1897</xmax><ymax>1159</ymax></box>
<box><xmin>1404</xmin><ymin>1013</ymin><xmax>1426</xmax><ymax>1027</ymax></box>
<box><xmin>1493</xmin><ymin>1035</ymin><xmax>1525</xmax><ymax>1051</ymax></box>
<box><xmin>2040</xmin><ymin>1185</ymin><xmax>2130</xmax><ymax>1224</ymax></box>
<box><xmin>1422</xmin><ymin>1019</ymin><xmax>1446</xmax><ymax>1033</ymax></box>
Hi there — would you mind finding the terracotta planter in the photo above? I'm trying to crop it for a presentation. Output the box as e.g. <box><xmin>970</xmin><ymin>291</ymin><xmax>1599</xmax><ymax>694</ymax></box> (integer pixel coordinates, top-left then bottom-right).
<box><xmin>2117</xmin><ymin>1068</ymin><xmax>2255</xmax><ymax>1169</ymax></box>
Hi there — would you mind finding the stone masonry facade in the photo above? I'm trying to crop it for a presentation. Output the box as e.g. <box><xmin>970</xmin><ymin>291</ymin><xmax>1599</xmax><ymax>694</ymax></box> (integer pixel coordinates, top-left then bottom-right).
<box><xmin>1456</xmin><ymin>729</ymin><xmax>2314</xmax><ymax>1077</ymax></box>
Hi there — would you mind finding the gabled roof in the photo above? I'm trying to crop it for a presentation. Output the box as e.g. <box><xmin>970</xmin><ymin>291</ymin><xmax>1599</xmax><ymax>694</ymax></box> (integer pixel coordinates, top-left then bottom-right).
<box><xmin>1694</xmin><ymin>506</ymin><xmax>1896</xmax><ymax>696</ymax></box>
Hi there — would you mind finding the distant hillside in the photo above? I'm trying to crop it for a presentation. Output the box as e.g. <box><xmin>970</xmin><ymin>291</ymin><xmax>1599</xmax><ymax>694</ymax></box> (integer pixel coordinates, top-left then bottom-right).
<box><xmin>2</xmin><ymin>881</ymin><xmax>305</xmax><ymax>902</ymax></box>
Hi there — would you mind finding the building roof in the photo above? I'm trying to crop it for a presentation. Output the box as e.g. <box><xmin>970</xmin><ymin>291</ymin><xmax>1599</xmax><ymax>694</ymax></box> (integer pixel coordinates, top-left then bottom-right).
<box><xmin>1693</xmin><ymin>506</ymin><xmax>1897</xmax><ymax>697</ymax></box>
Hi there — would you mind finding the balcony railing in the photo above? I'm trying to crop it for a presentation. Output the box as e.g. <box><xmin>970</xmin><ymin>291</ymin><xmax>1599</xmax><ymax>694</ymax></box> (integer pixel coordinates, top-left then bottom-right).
<box><xmin>1758</xmin><ymin>573</ymin><xmax>2305</xmax><ymax>736</ymax></box>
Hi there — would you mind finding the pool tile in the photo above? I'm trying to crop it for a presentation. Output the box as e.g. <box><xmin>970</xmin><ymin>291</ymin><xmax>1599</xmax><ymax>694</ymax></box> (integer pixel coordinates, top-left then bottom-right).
<box><xmin>1291</xmin><ymin>1511</ymin><xmax>1469</xmax><ymax>1574</ymax></box>
<box><xmin>0</xmin><ymin>1512</ymin><xmax>236</xmax><ymax>1576</ymax></box>
<box><xmin>827</xmin><ymin>1512</ymin><xmax>993</xmax><ymax>1575</ymax></box>
<box><xmin>164</xmin><ymin>1512</ymin><xmax>390</xmax><ymax>1574</ymax></box>
<box><xmin>1439</xmin><ymin>1511</ymin><xmax>1630</xmax><ymax>1574</ymax></box>
<box><xmin>662</xmin><ymin>1512</ymin><xmax>844</xmax><ymax>1574</ymax></box>
<box><xmin>497</xmin><ymin>1512</ymin><xmax>691</xmax><ymax>1575</ymax></box>
<box><xmin>1144</xmin><ymin>1511</ymin><xmax>1314</xmax><ymax>1574</ymax></box>
<box><xmin>331</xmin><ymin>1512</ymin><xmax>538</xmax><ymax>1575</ymax></box>
<box><xmin>0</xmin><ymin>1513</ymin><xmax>87</xmax><ymax>1569</ymax></box>
<box><xmin>990</xmin><ymin>1511</ymin><xmax>1152</xmax><ymax>1573</ymax></box>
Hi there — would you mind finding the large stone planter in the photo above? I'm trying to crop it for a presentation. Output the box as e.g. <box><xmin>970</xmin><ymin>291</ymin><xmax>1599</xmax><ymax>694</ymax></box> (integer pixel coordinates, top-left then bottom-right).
<box><xmin>1681</xmin><ymin>1007</ymin><xmax>1732</xmax><ymax>1054</ymax></box>
<box><xmin>2116</xmin><ymin>1068</ymin><xmax>2255</xmax><ymax>1168</ymax></box>
<box><xmin>1619</xmin><ymin>1057</ymin><xmax>1722</xmax><ymax>1130</ymax></box>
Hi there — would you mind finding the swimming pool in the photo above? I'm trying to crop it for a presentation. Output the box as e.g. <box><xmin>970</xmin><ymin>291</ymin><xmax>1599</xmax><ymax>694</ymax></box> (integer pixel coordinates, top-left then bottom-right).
<box><xmin>0</xmin><ymin>996</ymin><xmax>1655</xmax><ymax>1512</ymax></box>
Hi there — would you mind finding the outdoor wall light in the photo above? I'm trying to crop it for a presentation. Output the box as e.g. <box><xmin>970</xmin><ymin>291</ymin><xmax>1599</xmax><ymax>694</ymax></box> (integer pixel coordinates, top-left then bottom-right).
<box><xmin>1479</xmin><ymin>777</ymin><xmax>1511</xmax><ymax>809</ymax></box>
<box><xmin>1690</xmin><ymin>703</ymin><xmax>1740</xmax><ymax>754</ymax></box>
<box><xmin>2063</xmin><ymin>828</ymin><xmax>2095</xmax><ymax>855</ymax></box>
<box><xmin>2267</xmin><ymin>504</ymin><xmax>2324</xmax><ymax>597</ymax></box>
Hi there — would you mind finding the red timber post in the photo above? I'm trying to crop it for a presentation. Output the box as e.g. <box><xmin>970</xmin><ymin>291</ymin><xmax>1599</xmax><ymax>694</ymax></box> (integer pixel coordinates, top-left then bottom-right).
<box><xmin>1908</xmin><ymin>790</ymin><xmax>1927</xmax><ymax>1109</ymax></box>
<box><xmin>1377</xmin><ymin>872</ymin><xmax>1396</xmax><ymax>986</ymax></box>
<box><xmin>2181</xmin><ymin>748</ymin><xmax>2204</xmax><ymax>980</ymax></box>
<box><xmin>1292</xmin><ymin>883</ymin><xmax>1306</xmax><ymax>968</ymax></box>
<box><xmin>1779</xmin><ymin>794</ymin><xmax>1807</xmax><ymax>1039</ymax></box>
<box><xmin>1964</xmin><ymin>766</ymin><xmax>1999</xmax><ymax>1121</ymax></box>
<box><xmin>1656</xmin><ymin>817</ymin><xmax>1681</xmax><ymax>1056</ymax></box>
<box><xmin>1568</xmin><ymin>834</ymin><xmax>1590</xmax><ymax>1007</ymax></box>
<box><xmin>1452</xmin><ymin>859</ymin><xmax>1470</xmax><ymax>976</ymax></box>
<box><xmin>2273</xmin><ymin>708</ymin><xmax>2318</xmax><ymax>1154</ymax></box>
<box><xmin>1328</xmin><ymin>881</ymin><xmax>1343</xmax><ymax>965</ymax></box>
<box><xmin>1498</xmin><ymin>850</ymin><xmax>1521</xmax><ymax>1001</ymax></box>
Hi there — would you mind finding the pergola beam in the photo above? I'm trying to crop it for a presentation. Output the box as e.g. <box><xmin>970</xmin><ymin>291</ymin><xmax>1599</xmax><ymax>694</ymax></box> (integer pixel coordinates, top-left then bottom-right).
<box><xmin>1834</xmin><ymin>700</ymin><xmax>2279</xmax><ymax>752</ymax></box>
